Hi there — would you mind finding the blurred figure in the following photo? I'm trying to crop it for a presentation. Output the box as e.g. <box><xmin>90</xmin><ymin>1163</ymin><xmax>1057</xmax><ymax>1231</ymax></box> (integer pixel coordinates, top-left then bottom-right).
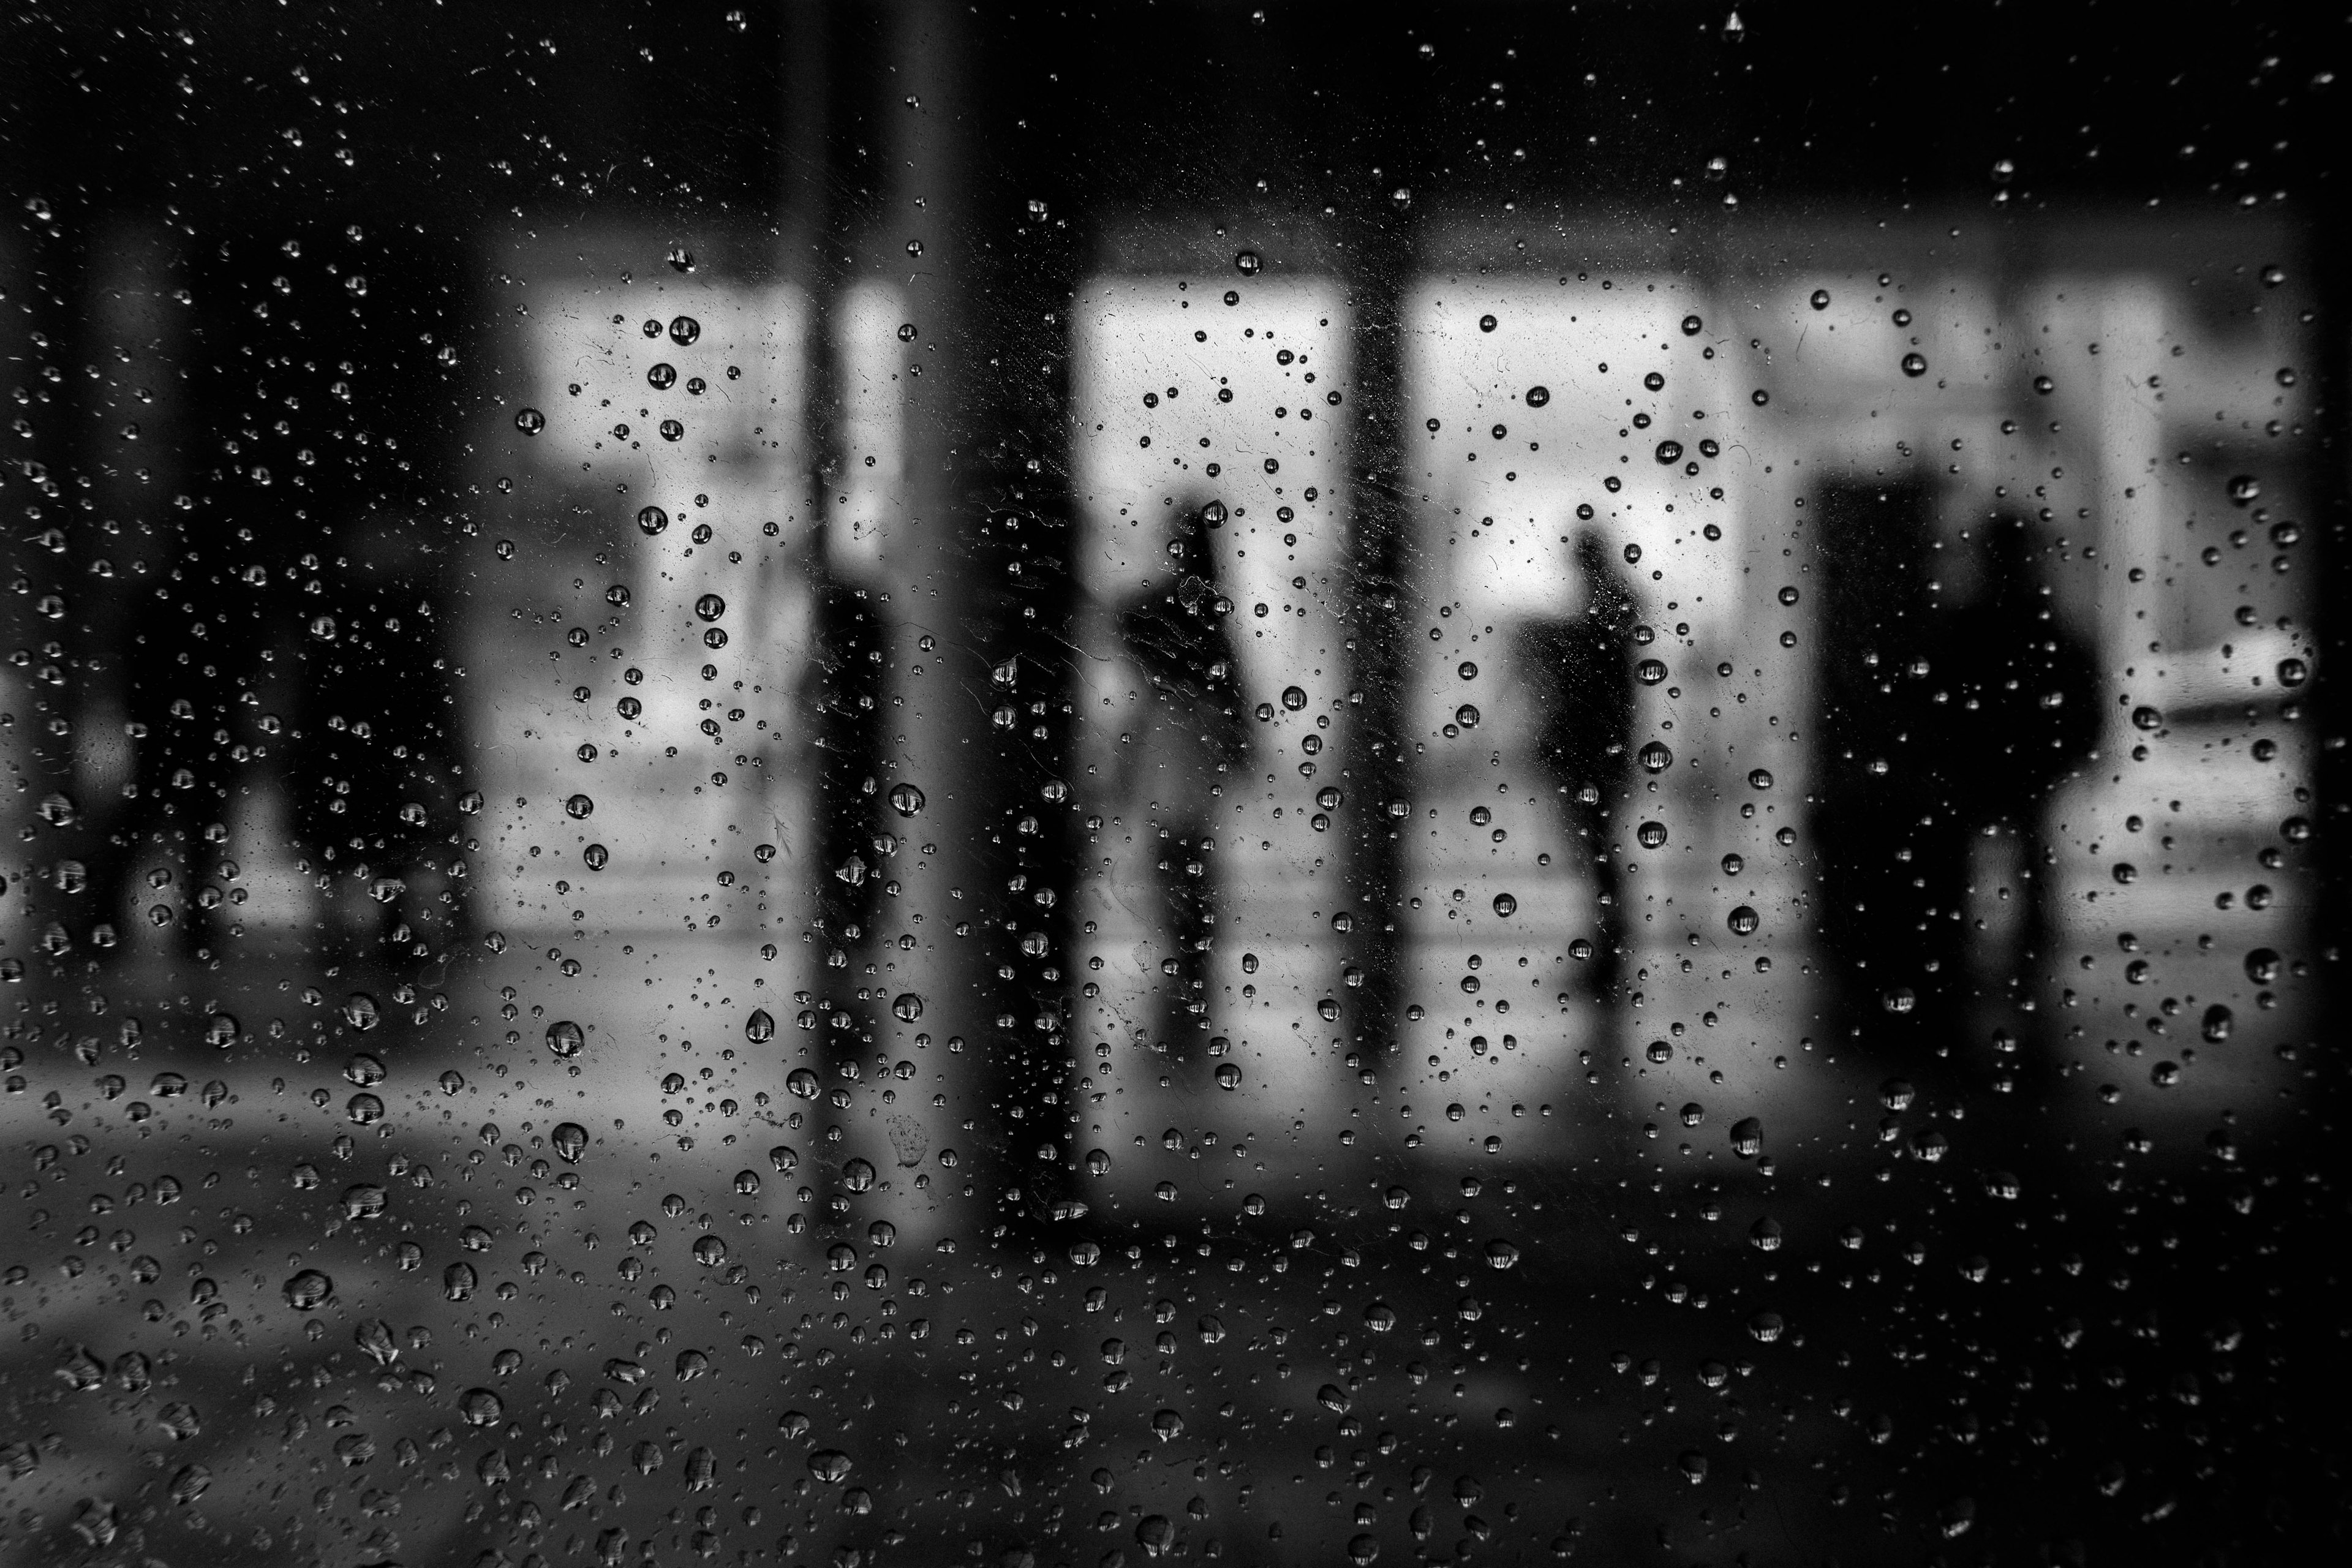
<box><xmin>81</xmin><ymin>226</ymin><xmax>465</xmax><ymax>968</ymax></box>
<box><xmin>1816</xmin><ymin>491</ymin><xmax>2097</xmax><ymax>1057</ymax></box>
<box><xmin>1929</xmin><ymin>518</ymin><xmax>2100</xmax><ymax>1029</ymax></box>
<box><xmin>1515</xmin><ymin>526</ymin><xmax>1638</xmax><ymax>1006</ymax></box>
<box><xmin>1110</xmin><ymin>518</ymin><xmax>1248</xmax><ymax>1053</ymax></box>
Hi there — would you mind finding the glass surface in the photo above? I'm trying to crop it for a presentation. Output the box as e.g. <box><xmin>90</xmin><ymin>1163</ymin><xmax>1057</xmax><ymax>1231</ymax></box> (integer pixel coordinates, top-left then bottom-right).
<box><xmin>2</xmin><ymin>6</ymin><xmax>2339</xmax><ymax>1566</ymax></box>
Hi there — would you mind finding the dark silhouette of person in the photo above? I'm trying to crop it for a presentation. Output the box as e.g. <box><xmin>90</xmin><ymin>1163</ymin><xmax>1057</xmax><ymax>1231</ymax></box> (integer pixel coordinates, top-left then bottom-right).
<box><xmin>80</xmin><ymin>225</ymin><xmax>464</xmax><ymax>970</ymax></box>
<box><xmin>1815</xmin><ymin>489</ymin><xmax>2097</xmax><ymax>1058</ymax></box>
<box><xmin>1926</xmin><ymin>518</ymin><xmax>2100</xmax><ymax>1016</ymax></box>
<box><xmin>1110</xmin><ymin>510</ymin><xmax>1247</xmax><ymax>1055</ymax></box>
<box><xmin>1515</xmin><ymin>526</ymin><xmax>1639</xmax><ymax>1005</ymax></box>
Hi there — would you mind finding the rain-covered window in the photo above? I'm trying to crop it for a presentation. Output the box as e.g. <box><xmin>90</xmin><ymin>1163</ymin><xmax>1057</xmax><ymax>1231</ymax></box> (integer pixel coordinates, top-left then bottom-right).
<box><xmin>1</xmin><ymin>8</ymin><xmax>2335</xmax><ymax>1568</ymax></box>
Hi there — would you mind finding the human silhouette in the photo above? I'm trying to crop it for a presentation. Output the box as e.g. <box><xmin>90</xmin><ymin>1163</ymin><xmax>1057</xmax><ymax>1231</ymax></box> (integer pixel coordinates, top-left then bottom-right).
<box><xmin>1815</xmin><ymin>489</ymin><xmax>2098</xmax><ymax>1058</ymax></box>
<box><xmin>1110</xmin><ymin>511</ymin><xmax>1246</xmax><ymax>1052</ymax></box>
<box><xmin>1515</xmin><ymin>527</ymin><xmax>1639</xmax><ymax>1005</ymax></box>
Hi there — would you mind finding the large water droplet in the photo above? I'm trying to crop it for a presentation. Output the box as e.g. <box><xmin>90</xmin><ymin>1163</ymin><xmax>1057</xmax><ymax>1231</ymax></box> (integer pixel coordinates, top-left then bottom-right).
<box><xmin>282</xmin><ymin>1269</ymin><xmax>334</xmax><ymax>1311</ymax></box>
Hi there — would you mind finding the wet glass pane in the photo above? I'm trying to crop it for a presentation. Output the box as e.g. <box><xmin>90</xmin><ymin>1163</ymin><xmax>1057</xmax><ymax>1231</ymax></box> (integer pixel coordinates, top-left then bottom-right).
<box><xmin>2</xmin><ymin>7</ymin><xmax>2338</xmax><ymax>1568</ymax></box>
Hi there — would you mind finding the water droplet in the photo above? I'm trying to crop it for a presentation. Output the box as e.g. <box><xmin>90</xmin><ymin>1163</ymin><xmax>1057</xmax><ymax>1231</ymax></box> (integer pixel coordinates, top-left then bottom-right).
<box><xmin>1727</xmin><ymin>905</ymin><xmax>1760</xmax><ymax>936</ymax></box>
<box><xmin>282</xmin><ymin>1269</ymin><xmax>334</xmax><ymax>1311</ymax></box>
<box><xmin>1491</xmin><ymin>892</ymin><xmax>1517</xmax><ymax>918</ymax></box>
<box><xmin>565</xmin><ymin>793</ymin><xmax>595</xmax><ymax>819</ymax></box>
<box><xmin>1525</xmin><ymin>385</ymin><xmax>1550</xmax><ymax>407</ymax></box>
<box><xmin>168</xmin><ymin>1464</ymin><xmax>211</xmax><ymax>1506</ymax></box>
<box><xmin>354</xmin><ymin>1319</ymin><xmax>399</xmax><ymax>1366</ymax></box>
<box><xmin>514</xmin><ymin>407</ymin><xmax>546</xmax><ymax>435</ymax></box>
<box><xmin>888</xmin><ymin>782</ymin><xmax>926</xmax><ymax>817</ymax></box>
<box><xmin>545</xmin><ymin>1020</ymin><xmax>585</xmax><ymax>1058</ymax></box>
<box><xmin>552</xmin><ymin>1122</ymin><xmax>588</xmax><ymax>1162</ymax></box>
<box><xmin>1901</xmin><ymin>352</ymin><xmax>1928</xmax><ymax>378</ymax></box>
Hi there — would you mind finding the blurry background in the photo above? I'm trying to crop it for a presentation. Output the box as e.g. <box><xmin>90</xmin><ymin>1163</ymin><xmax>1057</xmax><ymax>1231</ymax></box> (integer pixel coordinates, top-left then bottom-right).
<box><xmin>0</xmin><ymin>4</ymin><xmax>2342</xmax><ymax>1566</ymax></box>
